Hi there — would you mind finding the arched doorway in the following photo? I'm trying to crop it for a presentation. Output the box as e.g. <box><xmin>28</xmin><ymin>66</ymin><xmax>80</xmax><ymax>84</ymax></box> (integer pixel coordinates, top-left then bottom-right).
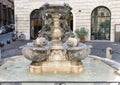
<box><xmin>30</xmin><ymin>9</ymin><xmax>43</xmax><ymax>39</ymax></box>
<box><xmin>91</xmin><ymin>6</ymin><xmax>111</xmax><ymax>40</ymax></box>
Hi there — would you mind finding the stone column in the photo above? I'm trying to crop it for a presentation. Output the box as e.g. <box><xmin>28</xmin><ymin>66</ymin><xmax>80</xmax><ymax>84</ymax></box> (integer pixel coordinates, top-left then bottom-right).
<box><xmin>51</xmin><ymin>13</ymin><xmax>62</xmax><ymax>44</ymax></box>
<box><xmin>49</xmin><ymin>13</ymin><xmax>67</xmax><ymax>61</ymax></box>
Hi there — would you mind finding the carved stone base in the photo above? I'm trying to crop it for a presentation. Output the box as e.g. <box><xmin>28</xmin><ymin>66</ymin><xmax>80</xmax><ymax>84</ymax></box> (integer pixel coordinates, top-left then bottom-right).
<box><xmin>30</xmin><ymin>61</ymin><xmax>83</xmax><ymax>74</ymax></box>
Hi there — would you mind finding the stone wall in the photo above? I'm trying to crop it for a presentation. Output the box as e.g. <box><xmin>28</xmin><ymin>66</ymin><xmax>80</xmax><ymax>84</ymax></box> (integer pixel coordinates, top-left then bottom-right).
<box><xmin>14</xmin><ymin>0</ymin><xmax>120</xmax><ymax>41</ymax></box>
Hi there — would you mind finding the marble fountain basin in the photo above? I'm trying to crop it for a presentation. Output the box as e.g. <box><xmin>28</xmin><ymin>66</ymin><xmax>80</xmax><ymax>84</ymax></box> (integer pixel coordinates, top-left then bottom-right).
<box><xmin>0</xmin><ymin>55</ymin><xmax>120</xmax><ymax>85</ymax></box>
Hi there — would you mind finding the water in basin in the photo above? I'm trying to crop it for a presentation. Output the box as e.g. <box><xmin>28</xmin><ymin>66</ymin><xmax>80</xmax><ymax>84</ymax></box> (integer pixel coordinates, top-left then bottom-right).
<box><xmin>0</xmin><ymin>56</ymin><xmax>118</xmax><ymax>82</ymax></box>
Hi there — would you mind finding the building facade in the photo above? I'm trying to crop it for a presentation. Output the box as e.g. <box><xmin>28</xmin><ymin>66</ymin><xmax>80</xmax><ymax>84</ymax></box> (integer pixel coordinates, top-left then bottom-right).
<box><xmin>0</xmin><ymin>0</ymin><xmax>14</xmax><ymax>26</ymax></box>
<box><xmin>14</xmin><ymin>0</ymin><xmax>120</xmax><ymax>42</ymax></box>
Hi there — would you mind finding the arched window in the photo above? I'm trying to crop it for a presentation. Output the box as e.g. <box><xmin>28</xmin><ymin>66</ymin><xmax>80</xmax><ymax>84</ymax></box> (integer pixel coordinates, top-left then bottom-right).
<box><xmin>30</xmin><ymin>9</ymin><xmax>43</xmax><ymax>39</ymax></box>
<box><xmin>91</xmin><ymin>6</ymin><xmax>111</xmax><ymax>40</ymax></box>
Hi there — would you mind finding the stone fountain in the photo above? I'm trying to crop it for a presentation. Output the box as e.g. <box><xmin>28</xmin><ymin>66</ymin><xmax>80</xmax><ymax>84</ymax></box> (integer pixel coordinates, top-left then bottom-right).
<box><xmin>0</xmin><ymin>3</ymin><xmax>120</xmax><ymax>85</ymax></box>
<box><xmin>22</xmin><ymin>3</ymin><xmax>90</xmax><ymax>74</ymax></box>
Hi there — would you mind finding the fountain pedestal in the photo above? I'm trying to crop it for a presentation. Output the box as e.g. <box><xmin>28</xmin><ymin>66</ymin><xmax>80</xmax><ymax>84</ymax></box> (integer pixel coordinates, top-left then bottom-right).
<box><xmin>49</xmin><ymin>13</ymin><xmax>67</xmax><ymax>61</ymax></box>
<box><xmin>22</xmin><ymin>4</ymin><xmax>90</xmax><ymax>74</ymax></box>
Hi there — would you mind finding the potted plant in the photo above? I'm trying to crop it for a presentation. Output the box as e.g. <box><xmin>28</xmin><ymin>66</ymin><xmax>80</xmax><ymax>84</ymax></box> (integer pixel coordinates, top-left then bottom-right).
<box><xmin>75</xmin><ymin>27</ymin><xmax>88</xmax><ymax>43</ymax></box>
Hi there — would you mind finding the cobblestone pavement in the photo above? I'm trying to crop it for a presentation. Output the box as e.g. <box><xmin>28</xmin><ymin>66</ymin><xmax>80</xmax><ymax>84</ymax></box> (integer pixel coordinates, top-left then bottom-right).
<box><xmin>0</xmin><ymin>40</ymin><xmax>32</xmax><ymax>59</ymax></box>
<box><xmin>0</xmin><ymin>32</ymin><xmax>13</xmax><ymax>44</ymax></box>
<box><xmin>1</xmin><ymin>40</ymin><xmax>120</xmax><ymax>63</ymax></box>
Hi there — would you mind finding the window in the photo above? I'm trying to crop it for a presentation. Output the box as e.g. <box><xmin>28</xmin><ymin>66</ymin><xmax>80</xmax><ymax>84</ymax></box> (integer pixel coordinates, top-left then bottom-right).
<box><xmin>91</xmin><ymin>6</ymin><xmax>111</xmax><ymax>40</ymax></box>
